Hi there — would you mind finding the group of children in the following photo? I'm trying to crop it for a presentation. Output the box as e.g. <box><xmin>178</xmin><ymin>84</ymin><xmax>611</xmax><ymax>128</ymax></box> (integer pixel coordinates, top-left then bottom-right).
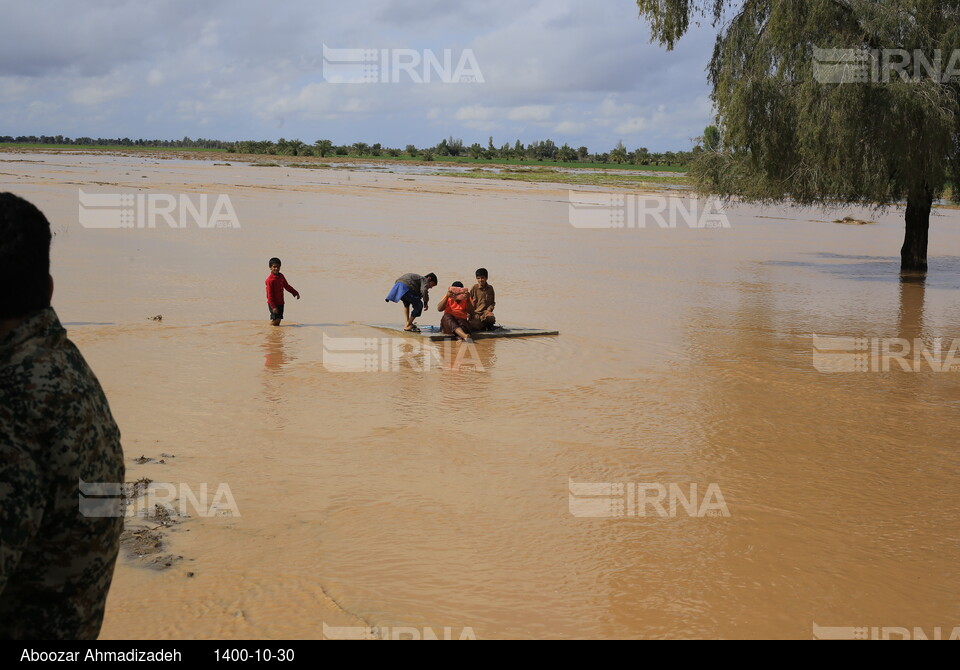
<box><xmin>382</xmin><ymin>268</ymin><xmax>498</xmax><ymax>343</ymax></box>
<box><xmin>264</xmin><ymin>259</ymin><xmax>497</xmax><ymax>343</ymax></box>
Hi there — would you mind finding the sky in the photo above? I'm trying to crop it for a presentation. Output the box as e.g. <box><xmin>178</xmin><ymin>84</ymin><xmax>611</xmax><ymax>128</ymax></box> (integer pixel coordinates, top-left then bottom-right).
<box><xmin>0</xmin><ymin>0</ymin><xmax>718</xmax><ymax>153</ymax></box>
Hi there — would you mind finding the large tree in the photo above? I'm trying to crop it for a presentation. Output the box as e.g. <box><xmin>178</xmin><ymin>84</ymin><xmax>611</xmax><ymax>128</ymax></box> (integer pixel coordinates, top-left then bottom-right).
<box><xmin>637</xmin><ymin>0</ymin><xmax>960</xmax><ymax>272</ymax></box>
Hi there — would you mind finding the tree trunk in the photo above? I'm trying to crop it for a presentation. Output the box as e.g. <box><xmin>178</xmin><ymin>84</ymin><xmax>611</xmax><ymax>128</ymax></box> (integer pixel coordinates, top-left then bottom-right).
<box><xmin>901</xmin><ymin>188</ymin><xmax>933</xmax><ymax>274</ymax></box>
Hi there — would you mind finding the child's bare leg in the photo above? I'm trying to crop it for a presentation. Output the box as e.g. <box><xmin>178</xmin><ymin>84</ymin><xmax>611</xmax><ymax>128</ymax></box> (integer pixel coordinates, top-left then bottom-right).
<box><xmin>403</xmin><ymin>305</ymin><xmax>416</xmax><ymax>329</ymax></box>
<box><xmin>454</xmin><ymin>327</ymin><xmax>473</xmax><ymax>343</ymax></box>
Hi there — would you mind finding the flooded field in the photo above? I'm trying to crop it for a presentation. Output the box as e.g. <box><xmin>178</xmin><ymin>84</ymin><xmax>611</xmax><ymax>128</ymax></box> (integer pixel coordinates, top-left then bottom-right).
<box><xmin>3</xmin><ymin>152</ymin><xmax>959</xmax><ymax>639</ymax></box>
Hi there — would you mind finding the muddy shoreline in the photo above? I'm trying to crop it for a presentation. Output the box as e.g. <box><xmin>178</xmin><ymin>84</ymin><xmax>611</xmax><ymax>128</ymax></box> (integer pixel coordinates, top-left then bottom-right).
<box><xmin>120</xmin><ymin>454</ymin><xmax>192</xmax><ymax>575</ymax></box>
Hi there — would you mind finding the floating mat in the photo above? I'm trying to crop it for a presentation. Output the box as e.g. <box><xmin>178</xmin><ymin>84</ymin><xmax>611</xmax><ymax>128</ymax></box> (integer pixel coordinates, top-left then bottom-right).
<box><xmin>365</xmin><ymin>324</ymin><xmax>559</xmax><ymax>341</ymax></box>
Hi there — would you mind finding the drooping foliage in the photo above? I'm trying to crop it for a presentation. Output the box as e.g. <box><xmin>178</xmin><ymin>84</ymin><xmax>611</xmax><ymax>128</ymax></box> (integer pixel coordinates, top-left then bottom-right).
<box><xmin>638</xmin><ymin>0</ymin><xmax>960</xmax><ymax>271</ymax></box>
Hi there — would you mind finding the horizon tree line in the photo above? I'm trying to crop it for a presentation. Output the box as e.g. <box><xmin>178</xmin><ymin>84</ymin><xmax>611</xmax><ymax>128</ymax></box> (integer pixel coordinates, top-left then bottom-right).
<box><xmin>0</xmin><ymin>134</ymin><xmax>700</xmax><ymax>167</ymax></box>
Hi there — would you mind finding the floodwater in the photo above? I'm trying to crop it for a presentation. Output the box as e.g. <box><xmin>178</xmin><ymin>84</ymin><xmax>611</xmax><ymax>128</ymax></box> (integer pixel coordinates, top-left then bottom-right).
<box><xmin>3</xmin><ymin>153</ymin><xmax>959</xmax><ymax>639</ymax></box>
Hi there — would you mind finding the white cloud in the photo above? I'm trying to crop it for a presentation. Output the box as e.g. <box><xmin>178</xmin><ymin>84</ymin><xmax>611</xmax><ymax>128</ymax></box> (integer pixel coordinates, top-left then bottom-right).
<box><xmin>454</xmin><ymin>105</ymin><xmax>497</xmax><ymax>121</ymax></box>
<box><xmin>0</xmin><ymin>77</ymin><xmax>32</xmax><ymax>103</ymax></box>
<box><xmin>616</xmin><ymin>117</ymin><xmax>649</xmax><ymax>134</ymax></box>
<box><xmin>198</xmin><ymin>20</ymin><xmax>221</xmax><ymax>49</ymax></box>
<box><xmin>70</xmin><ymin>84</ymin><xmax>130</xmax><ymax>106</ymax></box>
<box><xmin>147</xmin><ymin>69</ymin><xmax>165</xmax><ymax>86</ymax></box>
<box><xmin>259</xmin><ymin>83</ymin><xmax>383</xmax><ymax>121</ymax></box>
<box><xmin>0</xmin><ymin>0</ymin><xmax>716</xmax><ymax>151</ymax></box>
<box><xmin>597</xmin><ymin>95</ymin><xmax>635</xmax><ymax>118</ymax></box>
<box><xmin>27</xmin><ymin>100</ymin><xmax>60</xmax><ymax>115</ymax></box>
<box><xmin>507</xmin><ymin>105</ymin><xmax>553</xmax><ymax>122</ymax></box>
<box><xmin>553</xmin><ymin>120</ymin><xmax>585</xmax><ymax>135</ymax></box>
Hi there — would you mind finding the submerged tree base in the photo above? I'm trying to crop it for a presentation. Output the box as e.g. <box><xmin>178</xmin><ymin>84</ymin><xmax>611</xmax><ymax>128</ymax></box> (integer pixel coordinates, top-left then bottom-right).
<box><xmin>901</xmin><ymin>190</ymin><xmax>933</xmax><ymax>273</ymax></box>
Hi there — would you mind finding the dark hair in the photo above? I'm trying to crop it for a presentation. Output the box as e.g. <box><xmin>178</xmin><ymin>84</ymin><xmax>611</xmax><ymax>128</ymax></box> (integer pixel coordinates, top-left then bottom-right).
<box><xmin>269</xmin><ymin>258</ymin><xmax>282</xmax><ymax>267</ymax></box>
<box><xmin>425</xmin><ymin>272</ymin><xmax>438</xmax><ymax>285</ymax></box>
<box><xmin>475</xmin><ymin>268</ymin><xmax>489</xmax><ymax>278</ymax></box>
<box><xmin>0</xmin><ymin>193</ymin><xmax>52</xmax><ymax>319</ymax></box>
<box><xmin>451</xmin><ymin>281</ymin><xmax>464</xmax><ymax>288</ymax></box>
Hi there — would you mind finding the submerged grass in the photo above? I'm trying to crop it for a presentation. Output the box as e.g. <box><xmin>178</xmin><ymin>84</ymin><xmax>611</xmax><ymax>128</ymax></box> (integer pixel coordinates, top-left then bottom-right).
<box><xmin>0</xmin><ymin>143</ymin><xmax>221</xmax><ymax>152</ymax></box>
<box><xmin>440</xmin><ymin>169</ymin><xmax>692</xmax><ymax>190</ymax></box>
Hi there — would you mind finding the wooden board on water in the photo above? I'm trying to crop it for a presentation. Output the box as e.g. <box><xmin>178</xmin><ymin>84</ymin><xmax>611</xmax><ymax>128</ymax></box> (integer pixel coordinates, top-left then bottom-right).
<box><xmin>365</xmin><ymin>324</ymin><xmax>559</xmax><ymax>341</ymax></box>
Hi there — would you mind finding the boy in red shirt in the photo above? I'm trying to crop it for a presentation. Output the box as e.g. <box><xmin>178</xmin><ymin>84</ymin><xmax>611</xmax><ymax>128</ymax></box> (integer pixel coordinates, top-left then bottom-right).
<box><xmin>266</xmin><ymin>257</ymin><xmax>300</xmax><ymax>326</ymax></box>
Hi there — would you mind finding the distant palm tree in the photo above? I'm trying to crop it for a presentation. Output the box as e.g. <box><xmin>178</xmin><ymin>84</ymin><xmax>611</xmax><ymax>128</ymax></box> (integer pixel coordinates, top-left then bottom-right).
<box><xmin>288</xmin><ymin>139</ymin><xmax>305</xmax><ymax>156</ymax></box>
<box><xmin>610</xmin><ymin>140</ymin><xmax>628</xmax><ymax>164</ymax></box>
<box><xmin>314</xmin><ymin>139</ymin><xmax>333</xmax><ymax>157</ymax></box>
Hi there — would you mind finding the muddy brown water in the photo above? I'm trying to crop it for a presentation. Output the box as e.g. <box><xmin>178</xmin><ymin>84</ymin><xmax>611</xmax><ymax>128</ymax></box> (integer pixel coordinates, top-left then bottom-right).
<box><xmin>3</xmin><ymin>153</ymin><xmax>959</xmax><ymax>639</ymax></box>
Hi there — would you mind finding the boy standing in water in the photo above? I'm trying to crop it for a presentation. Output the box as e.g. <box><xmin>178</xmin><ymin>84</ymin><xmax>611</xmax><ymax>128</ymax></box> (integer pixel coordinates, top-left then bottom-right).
<box><xmin>385</xmin><ymin>272</ymin><xmax>438</xmax><ymax>332</ymax></box>
<box><xmin>266</xmin><ymin>257</ymin><xmax>300</xmax><ymax>326</ymax></box>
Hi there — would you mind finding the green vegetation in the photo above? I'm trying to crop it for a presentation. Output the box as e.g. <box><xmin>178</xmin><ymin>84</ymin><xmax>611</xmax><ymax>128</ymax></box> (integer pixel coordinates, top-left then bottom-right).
<box><xmin>1</xmin><ymin>142</ymin><xmax>689</xmax><ymax>173</ymax></box>
<box><xmin>0</xmin><ymin>134</ymin><xmax>695</xmax><ymax>171</ymax></box>
<box><xmin>0</xmin><ymin>134</ymin><xmax>700</xmax><ymax>191</ymax></box>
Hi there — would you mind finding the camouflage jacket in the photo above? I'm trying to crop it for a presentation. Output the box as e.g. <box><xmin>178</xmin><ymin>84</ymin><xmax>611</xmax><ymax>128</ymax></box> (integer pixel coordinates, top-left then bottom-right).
<box><xmin>0</xmin><ymin>307</ymin><xmax>124</xmax><ymax>640</ymax></box>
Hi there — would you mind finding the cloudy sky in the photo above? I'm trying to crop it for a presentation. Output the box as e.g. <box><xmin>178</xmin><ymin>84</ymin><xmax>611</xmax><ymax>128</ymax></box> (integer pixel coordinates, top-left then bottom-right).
<box><xmin>1</xmin><ymin>0</ymin><xmax>717</xmax><ymax>152</ymax></box>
